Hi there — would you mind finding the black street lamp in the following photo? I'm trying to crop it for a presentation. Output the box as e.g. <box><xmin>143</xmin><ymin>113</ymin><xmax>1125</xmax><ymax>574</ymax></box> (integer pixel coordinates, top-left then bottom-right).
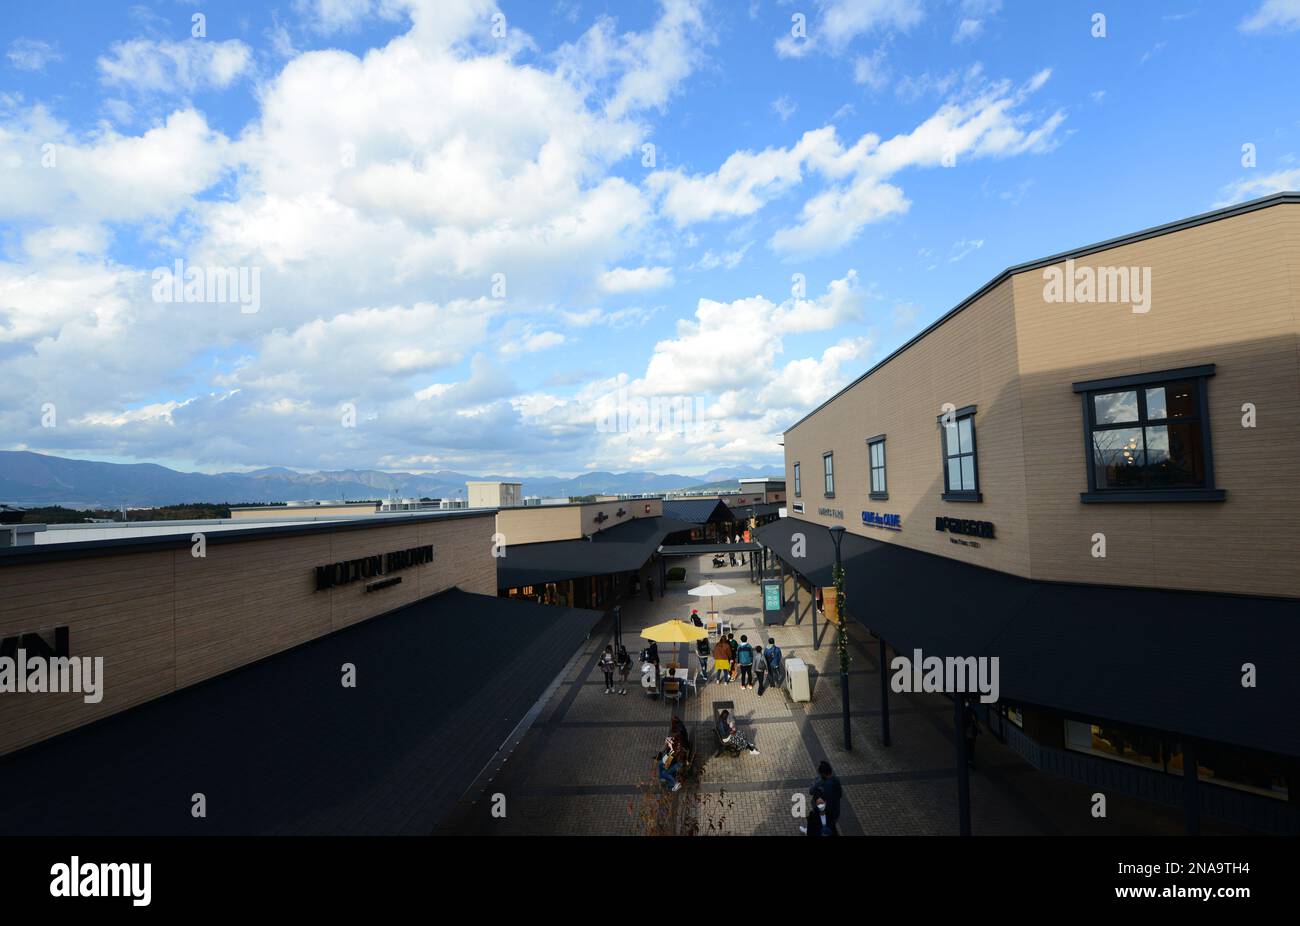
<box><xmin>828</xmin><ymin>525</ymin><xmax>851</xmax><ymax>751</ymax></box>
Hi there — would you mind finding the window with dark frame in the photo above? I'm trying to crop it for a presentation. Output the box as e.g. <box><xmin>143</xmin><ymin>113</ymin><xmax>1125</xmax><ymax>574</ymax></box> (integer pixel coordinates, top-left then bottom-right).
<box><xmin>1073</xmin><ymin>365</ymin><xmax>1224</xmax><ymax>502</ymax></box>
<box><xmin>822</xmin><ymin>452</ymin><xmax>834</xmax><ymax>497</ymax></box>
<box><xmin>938</xmin><ymin>406</ymin><xmax>980</xmax><ymax>501</ymax></box>
<box><xmin>793</xmin><ymin>462</ymin><xmax>801</xmax><ymax>497</ymax></box>
<box><xmin>867</xmin><ymin>435</ymin><xmax>887</xmax><ymax>499</ymax></box>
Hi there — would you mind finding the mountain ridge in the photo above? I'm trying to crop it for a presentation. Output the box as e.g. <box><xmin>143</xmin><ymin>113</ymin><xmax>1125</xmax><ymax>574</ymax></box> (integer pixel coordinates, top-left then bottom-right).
<box><xmin>0</xmin><ymin>451</ymin><xmax>783</xmax><ymax>508</ymax></box>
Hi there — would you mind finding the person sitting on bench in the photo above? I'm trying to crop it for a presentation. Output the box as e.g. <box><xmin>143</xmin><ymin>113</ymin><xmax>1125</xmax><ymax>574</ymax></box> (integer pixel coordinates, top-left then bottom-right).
<box><xmin>715</xmin><ymin>709</ymin><xmax>759</xmax><ymax>755</ymax></box>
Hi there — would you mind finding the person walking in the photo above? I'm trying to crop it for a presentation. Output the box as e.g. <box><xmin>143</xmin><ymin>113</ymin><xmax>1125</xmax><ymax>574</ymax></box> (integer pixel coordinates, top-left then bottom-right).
<box><xmin>736</xmin><ymin>635</ymin><xmax>754</xmax><ymax>689</ymax></box>
<box><xmin>646</xmin><ymin>575</ymin><xmax>655</xmax><ymax>601</ymax></box>
<box><xmin>801</xmin><ymin>787</ymin><xmax>837</xmax><ymax>836</ymax></box>
<box><xmin>753</xmin><ymin>643</ymin><xmax>768</xmax><ymax>696</ymax></box>
<box><xmin>712</xmin><ymin>636</ymin><xmax>732</xmax><ymax>684</ymax></box>
<box><xmin>811</xmin><ymin>760</ymin><xmax>843</xmax><ymax>828</ymax></box>
<box><xmin>964</xmin><ymin>701</ymin><xmax>981</xmax><ymax>769</ymax></box>
<box><xmin>726</xmin><ymin>633</ymin><xmax>739</xmax><ymax>673</ymax></box>
<box><xmin>615</xmin><ymin>643</ymin><xmax>632</xmax><ymax>695</ymax></box>
<box><xmin>728</xmin><ymin>534</ymin><xmax>737</xmax><ymax>567</ymax></box>
<box><xmin>763</xmin><ymin>638</ymin><xmax>783</xmax><ymax>686</ymax></box>
<box><xmin>599</xmin><ymin>645</ymin><xmax>616</xmax><ymax>695</ymax></box>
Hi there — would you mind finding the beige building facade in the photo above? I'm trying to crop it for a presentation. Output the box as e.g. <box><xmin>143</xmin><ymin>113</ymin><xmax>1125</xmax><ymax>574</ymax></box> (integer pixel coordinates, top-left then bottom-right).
<box><xmin>785</xmin><ymin>194</ymin><xmax>1299</xmax><ymax>599</ymax></box>
<box><xmin>0</xmin><ymin>510</ymin><xmax>497</xmax><ymax>757</ymax></box>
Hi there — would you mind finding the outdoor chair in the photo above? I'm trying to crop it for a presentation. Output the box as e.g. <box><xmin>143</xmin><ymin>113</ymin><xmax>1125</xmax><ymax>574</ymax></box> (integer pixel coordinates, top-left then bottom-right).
<box><xmin>685</xmin><ymin>668</ymin><xmax>702</xmax><ymax>696</ymax></box>
<box><xmin>663</xmin><ymin>679</ymin><xmax>684</xmax><ymax>708</ymax></box>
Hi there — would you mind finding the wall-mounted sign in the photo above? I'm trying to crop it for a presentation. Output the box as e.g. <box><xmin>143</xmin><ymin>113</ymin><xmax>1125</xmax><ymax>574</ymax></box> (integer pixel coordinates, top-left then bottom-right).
<box><xmin>365</xmin><ymin>576</ymin><xmax>402</xmax><ymax>593</ymax></box>
<box><xmin>762</xmin><ymin>580</ymin><xmax>783</xmax><ymax>613</ymax></box>
<box><xmin>820</xmin><ymin>586</ymin><xmax>841</xmax><ymax>625</ymax></box>
<box><xmin>861</xmin><ymin>510</ymin><xmax>901</xmax><ymax>531</ymax></box>
<box><xmin>818</xmin><ymin>506</ymin><xmax>844</xmax><ymax>519</ymax></box>
<box><xmin>0</xmin><ymin>626</ymin><xmax>69</xmax><ymax>659</ymax></box>
<box><xmin>314</xmin><ymin>544</ymin><xmax>434</xmax><ymax>591</ymax></box>
<box><xmin>934</xmin><ymin>517</ymin><xmax>994</xmax><ymax>539</ymax></box>
<box><xmin>594</xmin><ymin>512</ymin><xmax>609</xmax><ymax>524</ymax></box>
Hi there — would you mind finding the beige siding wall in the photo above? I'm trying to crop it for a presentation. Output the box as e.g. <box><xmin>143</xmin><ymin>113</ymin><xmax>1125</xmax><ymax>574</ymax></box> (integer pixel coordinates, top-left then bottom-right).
<box><xmin>784</xmin><ymin>278</ymin><xmax>1033</xmax><ymax>578</ymax></box>
<box><xmin>0</xmin><ymin>512</ymin><xmax>497</xmax><ymax>757</ymax></box>
<box><xmin>229</xmin><ymin>504</ymin><xmax>377</xmax><ymax>519</ymax></box>
<box><xmin>1013</xmin><ymin>204</ymin><xmax>1300</xmax><ymax>597</ymax></box>
<box><xmin>783</xmin><ymin>201</ymin><xmax>1299</xmax><ymax>599</ymax></box>
<box><xmin>495</xmin><ymin>498</ymin><xmax>664</xmax><ymax>547</ymax></box>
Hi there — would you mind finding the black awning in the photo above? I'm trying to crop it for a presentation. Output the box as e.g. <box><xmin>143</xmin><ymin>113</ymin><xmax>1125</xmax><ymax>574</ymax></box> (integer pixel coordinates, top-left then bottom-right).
<box><xmin>0</xmin><ymin>588</ymin><xmax>602</xmax><ymax>835</ymax></box>
<box><xmin>661</xmin><ymin>498</ymin><xmax>733</xmax><ymax>525</ymax></box>
<box><xmin>724</xmin><ymin>501</ymin><xmax>782</xmax><ymax>519</ymax></box>
<box><xmin>496</xmin><ymin>515</ymin><xmax>694</xmax><ymax>589</ymax></box>
<box><xmin>755</xmin><ymin>517</ymin><xmax>1300</xmax><ymax>758</ymax></box>
<box><xmin>658</xmin><ymin>542</ymin><xmax>762</xmax><ymax>555</ymax></box>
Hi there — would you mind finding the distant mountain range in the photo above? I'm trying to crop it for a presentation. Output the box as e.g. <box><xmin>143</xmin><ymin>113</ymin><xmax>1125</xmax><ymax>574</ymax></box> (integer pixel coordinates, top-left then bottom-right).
<box><xmin>0</xmin><ymin>451</ymin><xmax>781</xmax><ymax>508</ymax></box>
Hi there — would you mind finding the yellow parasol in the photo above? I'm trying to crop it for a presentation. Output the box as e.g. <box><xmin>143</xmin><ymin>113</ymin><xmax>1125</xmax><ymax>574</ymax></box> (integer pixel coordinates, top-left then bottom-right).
<box><xmin>640</xmin><ymin>619</ymin><xmax>709</xmax><ymax>643</ymax></box>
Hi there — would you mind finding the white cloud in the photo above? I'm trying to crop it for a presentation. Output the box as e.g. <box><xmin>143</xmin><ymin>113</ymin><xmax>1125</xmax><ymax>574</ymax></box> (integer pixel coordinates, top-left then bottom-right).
<box><xmin>1240</xmin><ymin>0</ymin><xmax>1300</xmax><ymax>32</ymax></box>
<box><xmin>1213</xmin><ymin>166</ymin><xmax>1300</xmax><ymax>206</ymax></box>
<box><xmin>772</xmin><ymin>95</ymin><xmax>798</xmax><ymax>121</ymax></box>
<box><xmin>555</xmin><ymin>0</ymin><xmax>712</xmax><ymax>118</ymax></box>
<box><xmin>501</xmin><ymin>330</ymin><xmax>566</xmax><ymax>355</ymax></box>
<box><xmin>777</xmin><ymin>0</ymin><xmax>924</xmax><ymax>59</ymax></box>
<box><xmin>598</xmin><ymin>265</ymin><xmax>674</xmax><ymax>293</ymax></box>
<box><xmin>7</xmin><ymin>38</ymin><xmax>63</xmax><ymax>72</ymax></box>
<box><xmin>953</xmin><ymin>19</ymin><xmax>984</xmax><ymax>43</ymax></box>
<box><xmin>651</xmin><ymin>69</ymin><xmax>1063</xmax><ymax>257</ymax></box>
<box><xmin>98</xmin><ymin>39</ymin><xmax>254</xmax><ymax>94</ymax></box>
<box><xmin>853</xmin><ymin>49</ymin><xmax>889</xmax><ymax>89</ymax></box>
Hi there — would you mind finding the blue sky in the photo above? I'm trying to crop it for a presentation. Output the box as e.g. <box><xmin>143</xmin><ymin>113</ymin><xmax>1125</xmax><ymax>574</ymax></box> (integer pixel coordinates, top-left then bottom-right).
<box><xmin>1</xmin><ymin>0</ymin><xmax>1297</xmax><ymax>477</ymax></box>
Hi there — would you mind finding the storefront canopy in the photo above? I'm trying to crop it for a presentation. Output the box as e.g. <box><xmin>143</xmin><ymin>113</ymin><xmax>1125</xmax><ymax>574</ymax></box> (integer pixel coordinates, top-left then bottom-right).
<box><xmin>0</xmin><ymin>588</ymin><xmax>602</xmax><ymax>835</ymax></box>
<box><xmin>755</xmin><ymin>517</ymin><xmax>1300</xmax><ymax>758</ymax></box>
<box><xmin>495</xmin><ymin>515</ymin><xmax>694</xmax><ymax>589</ymax></box>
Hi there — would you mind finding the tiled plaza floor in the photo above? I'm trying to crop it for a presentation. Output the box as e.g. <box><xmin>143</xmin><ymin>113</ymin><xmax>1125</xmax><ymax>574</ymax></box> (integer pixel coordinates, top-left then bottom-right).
<box><xmin>441</xmin><ymin>554</ymin><xmax>1243</xmax><ymax>836</ymax></box>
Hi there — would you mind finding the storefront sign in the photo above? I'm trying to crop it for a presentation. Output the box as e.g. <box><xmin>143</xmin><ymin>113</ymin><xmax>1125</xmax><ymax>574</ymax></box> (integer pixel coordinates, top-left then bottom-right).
<box><xmin>0</xmin><ymin>626</ymin><xmax>69</xmax><ymax>659</ymax></box>
<box><xmin>934</xmin><ymin>517</ymin><xmax>995</xmax><ymax>539</ymax></box>
<box><xmin>762</xmin><ymin>580</ymin><xmax>783</xmax><ymax>613</ymax></box>
<box><xmin>314</xmin><ymin>544</ymin><xmax>434</xmax><ymax>591</ymax></box>
<box><xmin>817</xmin><ymin>506</ymin><xmax>844</xmax><ymax>519</ymax></box>
<box><xmin>861</xmin><ymin>510</ymin><xmax>901</xmax><ymax>531</ymax></box>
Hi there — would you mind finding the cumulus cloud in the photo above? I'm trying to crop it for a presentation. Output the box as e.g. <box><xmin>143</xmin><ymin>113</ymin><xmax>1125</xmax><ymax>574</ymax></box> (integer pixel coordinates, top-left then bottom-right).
<box><xmin>650</xmin><ymin>68</ymin><xmax>1064</xmax><ymax>257</ymax></box>
<box><xmin>1212</xmin><ymin>166</ymin><xmax>1300</xmax><ymax>206</ymax></box>
<box><xmin>776</xmin><ymin>0</ymin><xmax>924</xmax><ymax>59</ymax></box>
<box><xmin>598</xmin><ymin>266</ymin><xmax>674</xmax><ymax>292</ymax></box>
<box><xmin>7</xmin><ymin>38</ymin><xmax>63</xmax><ymax>71</ymax></box>
<box><xmin>98</xmin><ymin>38</ymin><xmax>254</xmax><ymax>94</ymax></box>
<box><xmin>1239</xmin><ymin>0</ymin><xmax>1300</xmax><ymax>32</ymax></box>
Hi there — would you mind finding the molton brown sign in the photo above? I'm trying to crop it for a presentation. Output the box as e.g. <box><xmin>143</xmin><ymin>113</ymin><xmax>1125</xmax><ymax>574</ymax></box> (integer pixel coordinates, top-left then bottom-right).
<box><xmin>314</xmin><ymin>544</ymin><xmax>434</xmax><ymax>591</ymax></box>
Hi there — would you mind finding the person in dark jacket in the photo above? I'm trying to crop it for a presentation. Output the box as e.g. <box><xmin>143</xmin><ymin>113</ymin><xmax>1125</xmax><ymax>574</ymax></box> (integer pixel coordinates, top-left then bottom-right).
<box><xmin>964</xmin><ymin>702</ymin><xmax>981</xmax><ymax>769</ymax></box>
<box><xmin>811</xmin><ymin>761</ymin><xmax>843</xmax><ymax>826</ymax></box>
<box><xmin>802</xmin><ymin>787</ymin><xmax>837</xmax><ymax>836</ymax></box>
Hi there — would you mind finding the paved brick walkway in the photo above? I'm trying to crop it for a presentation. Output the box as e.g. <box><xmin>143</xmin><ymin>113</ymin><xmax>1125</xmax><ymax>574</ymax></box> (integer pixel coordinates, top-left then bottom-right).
<box><xmin>442</xmin><ymin>554</ymin><xmax>1239</xmax><ymax>836</ymax></box>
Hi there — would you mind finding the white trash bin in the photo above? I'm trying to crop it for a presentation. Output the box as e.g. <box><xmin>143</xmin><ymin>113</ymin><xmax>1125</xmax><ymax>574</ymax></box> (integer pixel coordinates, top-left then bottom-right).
<box><xmin>784</xmin><ymin>657</ymin><xmax>810</xmax><ymax>702</ymax></box>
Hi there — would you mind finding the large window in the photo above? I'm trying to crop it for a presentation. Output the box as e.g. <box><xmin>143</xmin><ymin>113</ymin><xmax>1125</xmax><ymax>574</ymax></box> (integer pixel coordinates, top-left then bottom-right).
<box><xmin>867</xmin><ymin>434</ymin><xmax>887</xmax><ymax>499</ymax></box>
<box><xmin>822</xmin><ymin>452</ymin><xmax>834</xmax><ymax>497</ymax></box>
<box><xmin>1073</xmin><ymin>365</ymin><xmax>1224</xmax><ymax>502</ymax></box>
<box><xmin>938</xmin><ymin>406</ymin><xmax>980</xmax><ymax>501</ymax></box>
<box><xmin>793</xmin><ymin>462</ymin><xmax>801</xmax><ymax>498</ymax></box>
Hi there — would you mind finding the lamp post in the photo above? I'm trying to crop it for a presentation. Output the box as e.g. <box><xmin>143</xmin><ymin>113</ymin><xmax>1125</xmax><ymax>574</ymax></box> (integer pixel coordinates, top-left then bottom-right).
<box><xmin>828</xmin><ymin>525</ymin><xmax>851</xmax><ymax>751</ymax></box>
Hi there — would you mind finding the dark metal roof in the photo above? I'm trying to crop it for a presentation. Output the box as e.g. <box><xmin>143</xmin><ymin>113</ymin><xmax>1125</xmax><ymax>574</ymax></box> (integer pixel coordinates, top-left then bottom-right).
<box><xmin>0</xmin><ymin>588</ymin><xmax>602</xmax><ymax>835</ymax></box>
<box><xmin>725</xmin><ymin>501</ymin><xmax>782</xmax><ymax>518</ymax></box>
<box><xmin>0</xmin><ymin>508</ymin><xmax>496</xmax><ymax>566</ymax></box>
<box><xmin>657</xmin><ymin>542</ymin><xmax>762</xmax><ymax>555</ymax></box>
<box><xmin>785</xmin><ymin>191</ymin><xmax>1300</xmax><ymax>435</ymax></box>
<box><xmin>755</xmin><ymin>517</ymin><xmax>1300</xmax><ymax>758</ymax></box>
<box><xmin>496</xmin><ymin>515</ymin><xmax>695</xmax><ymax>589</ymax></box>
<box><xmin>662</xmin><ymin>498</ymin><xmax>734</xmax><ymax>524</ymax></box>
